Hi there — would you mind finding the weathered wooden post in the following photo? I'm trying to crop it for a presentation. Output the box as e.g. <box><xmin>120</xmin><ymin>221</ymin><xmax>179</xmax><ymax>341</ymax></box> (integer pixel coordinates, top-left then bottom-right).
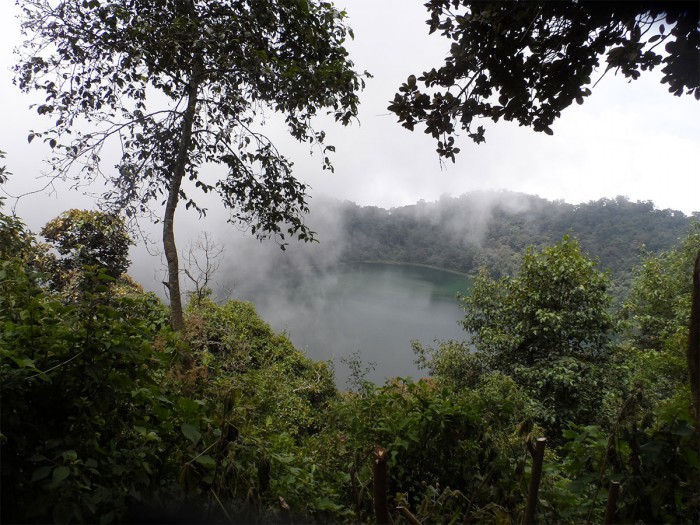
<box><xmin>523</xmin><ymin>437</ymin><xmax>547</xmax><ymax>525</ymax></box>
<box><xmin>603</xmin><ymin>481</ymin><xmax>620</xmax><ymax>524</ymax></box>
<box><xmin>397</xmin><ymin>505</ymin><xmax>422</xmax><ymax>525</ymax></box>
<box><xmin>373</xmin><ymin>446</ymin><xmax>393</xmax><ymax>525</ymax></box>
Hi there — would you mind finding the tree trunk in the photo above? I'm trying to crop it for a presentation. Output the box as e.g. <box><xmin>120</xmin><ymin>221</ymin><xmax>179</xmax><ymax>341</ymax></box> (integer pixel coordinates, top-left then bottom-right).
<box><xmin>523</xmin><ymin>437</ymin><xmax>546</xmax><ymax>525</ymax></box>
<box><xmin>164</xmin><ymin>61</ymin><xmax>202</xmax><ymax>331</ymax></box>
<box><xmin>372</xmin><ymin>446</ymin><xmax>392</xmax><ymax>525</ymax></box>
<box><xmin>603</xmin><ymin>481</ymin><xmax>620</xmax><ymax>525</ymax></box>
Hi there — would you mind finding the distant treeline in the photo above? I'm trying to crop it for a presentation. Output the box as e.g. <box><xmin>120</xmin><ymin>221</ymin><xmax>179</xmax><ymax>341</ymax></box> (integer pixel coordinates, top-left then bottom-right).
<box><xmin>337</xmin><ymin>192</ymin><xmax>697</xmax><ymax>296</ymax></box>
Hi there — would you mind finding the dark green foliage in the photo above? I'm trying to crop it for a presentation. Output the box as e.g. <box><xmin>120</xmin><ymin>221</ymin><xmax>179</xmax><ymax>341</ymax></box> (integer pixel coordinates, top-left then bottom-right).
<box><xmin>389</xmin><ymin>1</ymin><xmax>699</xmax><ymax>157</ymax></box>
<box><xmin>623</xmin><ymin>223</ymin><xmax>700</xmax><ymax>350</ymax></box>
<box><xmin>0</xmin><ymin>209</ymin><xmax>343</xmax><ymax>522</ymax></box>
<box><xmin>2</xmin><ymin>204</ymin><xmax>698</xmax><ymax>523</ymax></box>
<box><xmin>615</xmin><ymin>397</ymin><xmax>699</xmax><ymax>523</ymax></box>
<box><xmin>461</xmin><ymin>237</ymin><xmax>613</xmax><ymax>368</ymax></box>
<box><xmin>156</xmin><ymin>298</ymin><xmax>346</xmax><ymax>522</ymax></box>
<box><xmin>560</xmin><ymin>389</ymin><xmax>699</xmax><ymax>524</ymax></box>
<box><xmin>0</xmin><ymin>149</ymin><xmax>10</xmax><ymax>185</ymax></box>
<box><xmin>510</xmin><ymin>358</ymin><xmax>614</xmax><ymax>432</ymax></box>
<box><xmin>413</xmin><ymin>339</ymin><xmax>484</xmax><ymax>390</ymax></box>
<box><xmin>41</xmin><ymin>208</ymin><xmax>133</xmax><ymax>279</ymax></box>
<box><xmin>0</xmin><ymin>206</ymin><xmax>34</xmax><ymax>262</ymax></box>
<box><xmin>181</xmin><ymin>297</ymin><xmax>338</xmax><ymax>438</ymax></box>
<box><xmin>418</xmin><ymin>233</ymin><xmax>699</xmax><ymax>523</ymax></box>
<box><xmin>0</xmin><ymin>211</ymin><xmax>172</xmax><ymax>522</ymax></box>
<box><xmin>318</xmin><ymin>375</ymin><xmax>545</xmax><ymax>524</ymax></box>
<box><xmin>421</xmin><ymin>237</ymin><xmax>617</xmax><ymax>436</ymax></box>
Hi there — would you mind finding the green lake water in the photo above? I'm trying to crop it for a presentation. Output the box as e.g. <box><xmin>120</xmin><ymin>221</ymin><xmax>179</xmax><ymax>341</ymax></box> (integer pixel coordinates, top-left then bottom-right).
<box><xmin>250</xmin><ymin>262</ymin><xmax>472</xmax><ymax>386</ymax></box>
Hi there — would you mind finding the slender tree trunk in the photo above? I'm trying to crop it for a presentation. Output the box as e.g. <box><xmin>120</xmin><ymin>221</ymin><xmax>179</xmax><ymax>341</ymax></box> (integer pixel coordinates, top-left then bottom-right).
<box><xmin>164</xmin><ymin>61</ymin><xmax>202</xmax><ymax>331</ymax></box>
<box><xmin>523</xmin><ymin>437</ymin><xmax>546</xmax><ymax>525</ymax></box>
<box><xmin>603</xmin><ymin>481</ymin><xmax>620</xmax><ymax>525</ymax></box>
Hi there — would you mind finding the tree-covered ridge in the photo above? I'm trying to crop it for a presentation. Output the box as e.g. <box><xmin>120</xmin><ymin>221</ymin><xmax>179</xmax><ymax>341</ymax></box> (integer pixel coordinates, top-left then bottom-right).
<box><xmin>339</xmin><ymin>192</ymin><xmax>695</xmax><ymax>288</ymax></box>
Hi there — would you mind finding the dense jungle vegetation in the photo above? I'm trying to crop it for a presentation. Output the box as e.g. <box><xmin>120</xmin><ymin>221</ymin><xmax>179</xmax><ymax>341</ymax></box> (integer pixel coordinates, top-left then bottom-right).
<box><xmin>4</xmin><ymin>0</ymin><xmax>699</xmax><ymax>522</ymax></box>
<box><xmin>1</xmin><ymin>202</ymin><xmax>698</xmax><ymax>524</ymax></box>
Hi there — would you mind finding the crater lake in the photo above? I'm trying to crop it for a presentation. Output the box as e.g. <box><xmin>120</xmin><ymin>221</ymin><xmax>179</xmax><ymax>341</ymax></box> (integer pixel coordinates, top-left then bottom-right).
<box><xmin>236</xmin><ymin>262</ymin><xmax>472</xmax><ymax>387</ymax></box>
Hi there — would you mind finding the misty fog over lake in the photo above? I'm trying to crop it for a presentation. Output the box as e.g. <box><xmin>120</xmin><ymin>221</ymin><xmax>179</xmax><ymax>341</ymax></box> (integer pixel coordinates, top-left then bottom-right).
<box><xmin>124</xmin><ymin>191</ymin><xmax>696</xmax><ymax>391</ymax></box>
<box><xmin>230</xmin><ymin>262</ymin><xmax>471</xmax><ymax>386</ymax></box>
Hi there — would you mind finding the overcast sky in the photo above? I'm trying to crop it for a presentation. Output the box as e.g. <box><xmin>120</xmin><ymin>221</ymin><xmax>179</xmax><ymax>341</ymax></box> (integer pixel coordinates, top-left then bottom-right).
<box><xmin>1</xmin><ymin>0</ymin><xmax>699</xmax><ymax>236</ymax></box>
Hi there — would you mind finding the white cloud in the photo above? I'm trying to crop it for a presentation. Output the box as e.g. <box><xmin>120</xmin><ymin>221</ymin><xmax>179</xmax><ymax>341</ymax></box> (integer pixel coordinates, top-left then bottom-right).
<box><xmin>1</xmin><ymin>0</ymin><xmax>698</xmax><ymax>240</ymax></box>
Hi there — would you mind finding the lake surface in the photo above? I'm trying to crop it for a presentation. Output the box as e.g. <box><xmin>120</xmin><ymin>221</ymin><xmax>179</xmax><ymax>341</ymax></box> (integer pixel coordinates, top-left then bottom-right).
<box><xmin>242</xmin><ymin>263</ymin><xmax>471</xmax><ymax>387</ymax></box>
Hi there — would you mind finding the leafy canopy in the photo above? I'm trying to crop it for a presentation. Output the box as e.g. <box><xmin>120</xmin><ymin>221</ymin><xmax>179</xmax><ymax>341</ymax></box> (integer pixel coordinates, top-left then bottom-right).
<box><xmin>2</xmin><ymin>205</ymin><xmax>698</xmax><ymax>523</ymax></box>
<box><xmin>417</xmin><ymin>237</ymin><xmax>616</xmax><ymax>434</ymax></box>
<box><xmin>16</xmin><ymin>0</ymin><xmax>365</xmax><ymax>243</ymax></box>
<box><xmin>623</xmin><ymin>224</ymin><xmax>700</xmax><ymax>350</ymax></box>
<box><xmin>460</xmin><ymin>236</ymin><xmax>614</xmax><ymax>369</ymax></box>
<box><xmin>41</xmin><ymin>209</ymin><xmax>133</xmax><ymax>279</ymax></box>
<box><xmin>389</xmin><ymin>1</ymin><xmax>700</xmax><ymax>159</ymax></box>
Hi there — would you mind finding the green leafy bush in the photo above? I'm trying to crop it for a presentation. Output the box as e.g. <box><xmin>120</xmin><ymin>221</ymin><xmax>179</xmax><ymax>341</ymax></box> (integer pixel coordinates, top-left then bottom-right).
<box><xmin>318</xmin><ymin>374</ymin><xmax>552</xmax><ymax>523</ymax></box>
<box><xmin>623</xmin><ymin>223</ymin><xmax>700</xmax><ymax>351</ymax></box>
<box><xmin>0</xmin><ymin>211</ymin><xmax>175</xmax><ymax>523</ymax></box>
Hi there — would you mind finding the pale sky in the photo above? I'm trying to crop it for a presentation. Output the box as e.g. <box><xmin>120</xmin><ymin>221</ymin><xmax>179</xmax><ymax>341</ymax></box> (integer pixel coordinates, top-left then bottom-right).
<box><xmin>1</xmin><ymin>0</ymin><xmax>699</xmax><ymax>237</ymax></box>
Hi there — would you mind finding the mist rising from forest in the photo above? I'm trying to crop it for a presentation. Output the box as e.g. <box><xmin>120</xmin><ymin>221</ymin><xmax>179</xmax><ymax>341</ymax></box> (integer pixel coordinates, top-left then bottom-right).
<box><xmin>126</xmin><ymin>191</ymin><xmax>537</xmax><ymax>383</ymax></box>
<box><xmin>214</xmin><ymin>195</ymin><xmax>348</xmax><ymax>333</ymax></box>
<box><xmin>125</xmin><ymin>189</ymin><xmax>695</xmax><ymax>383</ymax></box>
<box><xmin>406</xmin><ymin>190</ymin><xmax>542</xmax><ymax>245</ymax></box>
<box><xmin>126</xmin><ymin>187</ymin><xmax>696</xmax><ymax>322</ymax></box>
<box><xmin>129</xmin><ymin>190</ymin><xmax>537</xmax><ymax>298</ymax></box>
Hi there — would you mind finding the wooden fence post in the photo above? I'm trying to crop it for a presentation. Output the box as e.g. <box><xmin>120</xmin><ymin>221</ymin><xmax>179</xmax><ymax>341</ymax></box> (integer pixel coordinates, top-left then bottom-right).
<box><xmin>603</xmin><ymin>481</ymin><xmax>620</xmax><ymax>525</ymax></box>
<box><xmin>373</xmin><ymin>446</ymin><xmax>393</xmax><ymax>525</ymax></box>
<box><xmin>397</xmin><ymin>505</ymin><xmax>422</xmax><ymax>525</ymax></box>
<box><xmin>523</xmin><ymin>437</ymin><xmax>547</xmax><ymax>525</ymax></box>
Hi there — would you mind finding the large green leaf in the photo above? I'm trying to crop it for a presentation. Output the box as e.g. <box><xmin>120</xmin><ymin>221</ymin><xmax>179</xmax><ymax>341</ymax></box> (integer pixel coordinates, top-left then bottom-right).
<box><xmin>180</xmin><ymin>423</ymin><xmax>201</xmax><ymax>446</ymax></box>
<box><xmin>30</xmin><ymin>465</ymin><xmax>52</xmax><ymax>482</ymax></box>
<box><xmin>52</xmin><ymin>465</ymin><xmax>71</xmax><ymax>483</ymax></box>
<box><xmin>194</xmin><ymin>454</ymin><xmax>216</xmax><ymax>468</ymax></box>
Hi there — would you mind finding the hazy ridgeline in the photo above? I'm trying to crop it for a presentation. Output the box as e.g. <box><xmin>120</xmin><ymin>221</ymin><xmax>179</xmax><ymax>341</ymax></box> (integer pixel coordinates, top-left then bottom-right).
<box><xmin>200</xmin><ymin>190</ymin><xmax>694</xmax><ymax>303</ymax></box>
<box><xmin>339</xmin><ymin>191</ymin><xmax>695</xmax><ymax>282</ymax></box>
<box><xmin>128</xmin><ymin>191</ymin><xmax>695</xmax><ymax>383</ymax></box>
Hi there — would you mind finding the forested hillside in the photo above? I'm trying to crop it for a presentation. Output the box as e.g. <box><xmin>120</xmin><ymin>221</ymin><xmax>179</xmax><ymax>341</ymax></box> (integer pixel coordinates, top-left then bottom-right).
<box><xmin>2</xmin><ymin>0</ymin><xmax>698</xmax><ymax>521</ymax></box>
<box><xmin>2</xmin><ymin>206</ymin><xmax>698</xmax><ymax>524</ymax></box>
<box><xmin>339</xmin><ymin>192</ymin><xmax>696</xmax><ymax>295</ymax></box>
